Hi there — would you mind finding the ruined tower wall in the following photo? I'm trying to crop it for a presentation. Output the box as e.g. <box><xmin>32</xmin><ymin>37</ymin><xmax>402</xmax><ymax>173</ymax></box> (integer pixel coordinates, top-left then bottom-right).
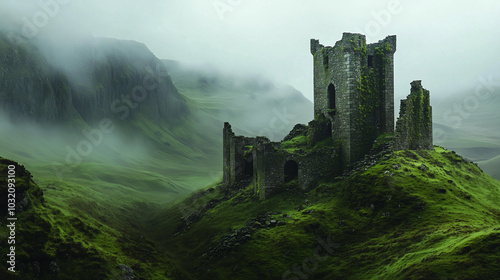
<box><xmin>230</xmin><ymin>136</ymin><xmax>247</xmax><ymax>184</ymax></box>
<box><xmin>254</xmin><ymin>142</ymin><xmax>283</xmax><ymax>200</ymax></box>
<box><xmin>342</xmin><ymin>34</ymin><xmax>367</xmax><ymax>166</ymax></box>
<box><xmin>311</xmin><ymin>33</ymin><xmax>396</xmax><ymax>166</ymax></box>
<box><xmin>311</xmin><ymin>33</ymin><xmax>366</xmax><ymax>165</ymax></box>
<box><xmin>366</xmin><ymin>35</ymin><xmax>397</xmax><ymax>134</ymax></box>
<box><xmin>349</xmin><ymin>35</ymin><xmax>397</xmax><ymax>162</ymax></box>
<box><xmin>392</xmin><ymin>80</ymin><xmax>433</xmax><ymax>150</ymax></box>
<box><xmin>223</xmin><ymin>122</ymin><xmax>267</xmax><ymax>186</ymax></box>
<box><xmin>222</xmin><ymin>122</ymin><xmax>233</xmax><ymax>186</ymax></box>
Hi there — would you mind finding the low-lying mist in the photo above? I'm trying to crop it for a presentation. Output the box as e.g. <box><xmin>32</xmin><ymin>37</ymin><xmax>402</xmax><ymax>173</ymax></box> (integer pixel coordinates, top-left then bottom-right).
<box><xmin>0</xmin><ymin>113</ymin><xmax>150</xmax><ymax>178</ymax></box>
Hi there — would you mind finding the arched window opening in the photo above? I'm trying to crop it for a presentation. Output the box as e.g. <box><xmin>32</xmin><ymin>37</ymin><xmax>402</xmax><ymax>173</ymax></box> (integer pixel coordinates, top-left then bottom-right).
<box><xmin>328</xmin><ymin>83</ymin><xmax>336</xmax><ymax>114</ymax></box>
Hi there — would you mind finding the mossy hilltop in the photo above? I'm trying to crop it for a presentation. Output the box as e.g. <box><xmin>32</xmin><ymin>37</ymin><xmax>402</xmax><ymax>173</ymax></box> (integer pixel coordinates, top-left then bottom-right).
<box><xmin>150</xmin><ymin>146</ymin><xmax>500</xmax><ymax>279</ymax></box>
<box><xmin>3</xmin><ymin>146</ymin><xmax>500</xmax><ymax>279</ymax></box>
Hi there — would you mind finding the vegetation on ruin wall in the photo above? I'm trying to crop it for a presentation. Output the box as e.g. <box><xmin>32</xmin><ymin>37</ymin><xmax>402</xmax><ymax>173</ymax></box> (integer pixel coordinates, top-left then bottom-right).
<box><xmin>372</xmin><ymin>133</ymin><xmax>394</xmax><ymax>151</ymax></box>
<box><xmin>280</xmin><ymin>116</ymin><xmax>341</xmax><ymax>154</ymax></box>
<box><xmin>407</xmin><ymin>86</ymin><xmax>432</xmax><ymax>147</ymax></box>
<box><xmin>281</xmin><ymin>135</ymin><xmax>308</xmax><ymax>153</ymax></box>
<box><xmin>351</xmin><ymin>41</ymin><xmax>392</xmax><ymax>155</ymax></box>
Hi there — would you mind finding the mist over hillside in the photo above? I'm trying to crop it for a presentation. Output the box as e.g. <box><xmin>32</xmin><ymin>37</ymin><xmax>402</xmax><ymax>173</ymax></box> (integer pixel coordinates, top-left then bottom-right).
<box><xmin>432</xmin><ymin>85</ymin><xmax>500</xmax><ymax>179</ymax></box>
<box><xmin>163</xmin><ymin>59</ymin><xmax>313</xmax><ymax>141</ymax></box>
<box><xmin>0</xmin><ymin>31</ymin><xmax>187</xmax><ymax>126</ymax></box>
<box><xmin>0</xmin><ymin>26</ymin><xmax>315</xmax><ymax>203</ymax></box>
<box><xmin>1</xmin><ymin>1</ymin><xmax>500</xmax><ymax>279</ymax></box>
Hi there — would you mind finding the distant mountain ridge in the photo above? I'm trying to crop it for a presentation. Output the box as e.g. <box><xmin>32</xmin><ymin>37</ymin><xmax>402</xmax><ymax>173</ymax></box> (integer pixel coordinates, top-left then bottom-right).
<box><xmin>0</xmin><ymin>30</ymin><xmax>187</xmax><ymax>126</ymax></box>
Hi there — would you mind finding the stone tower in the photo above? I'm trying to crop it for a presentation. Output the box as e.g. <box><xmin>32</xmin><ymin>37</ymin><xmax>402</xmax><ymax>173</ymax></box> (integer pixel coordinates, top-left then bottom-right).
<box><xmin>310</xmin><ymin>33</ymin><xmax>396</xmax><ymax>165</ymax></box>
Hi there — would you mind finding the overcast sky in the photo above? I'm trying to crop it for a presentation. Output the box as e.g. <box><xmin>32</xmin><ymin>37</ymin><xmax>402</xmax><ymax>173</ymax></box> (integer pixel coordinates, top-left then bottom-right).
<box><xmin>2</xmin><ymin>0</ymin><xmax>500</xmax><ymax>102</ymax></box>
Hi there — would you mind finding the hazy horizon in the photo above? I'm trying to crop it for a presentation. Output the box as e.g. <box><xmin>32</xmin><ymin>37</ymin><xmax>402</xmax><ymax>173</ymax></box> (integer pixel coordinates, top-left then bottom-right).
<box><xmin>1</xmin><ymin>1</ymin><xmax>499</xmax><ymax>103</ymax></box>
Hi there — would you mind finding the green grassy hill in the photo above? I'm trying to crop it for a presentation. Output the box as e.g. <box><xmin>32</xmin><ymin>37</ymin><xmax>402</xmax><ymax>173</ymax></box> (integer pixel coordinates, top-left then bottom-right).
<box><xmin>0</xmin><ymin>157</ymin><xmax>191</xmax><ymax>279</ymax></box>
<box><xmin>0</xmin><ymin>32</ymin><xmax>318</xmax><ymax>280</ymax></box>
<box><xmin>3</xmin><ymin>142</ymin><xmax>500</xmax><ymax>278</ymax></box>
<box><xmin>146</xmin><ymin>146</ymin><xmax>500</xmax><ymax>280</ymax></box>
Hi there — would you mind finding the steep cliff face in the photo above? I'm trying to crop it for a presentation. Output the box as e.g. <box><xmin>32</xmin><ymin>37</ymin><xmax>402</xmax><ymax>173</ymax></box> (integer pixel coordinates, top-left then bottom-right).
<box><xmin>0</xmin><ymin>32</ymin><xmax>76</xmax><ymax>123</ymax></box>
<box><xmin>64</xmin><ymin>38</ymin><xmax>187</xmax><ymax>125</ymax></box>
<box><xmin>0</xmin><ymin>31</ymin><xmax>187</xmax><ymax>125</ymax></box>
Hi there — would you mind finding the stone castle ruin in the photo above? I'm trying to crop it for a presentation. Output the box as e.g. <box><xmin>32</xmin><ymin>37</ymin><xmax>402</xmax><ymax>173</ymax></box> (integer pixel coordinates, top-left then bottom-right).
<box><xmin>222</xmin><ymin>33</ymin><xmax>433</xmax><ymax>200</ymax></box>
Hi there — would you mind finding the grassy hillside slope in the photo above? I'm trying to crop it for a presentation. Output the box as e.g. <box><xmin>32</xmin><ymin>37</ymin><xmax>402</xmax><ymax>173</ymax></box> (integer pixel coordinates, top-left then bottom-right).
<box><xmin>0</xmin><ymin>157</ymin><xmax>190</xmax><ymax>279</ymax></box>
<box><xmin>148</xmin><ymin>146</ymin><xmax>500</xmax><ymax>279</ymax></box>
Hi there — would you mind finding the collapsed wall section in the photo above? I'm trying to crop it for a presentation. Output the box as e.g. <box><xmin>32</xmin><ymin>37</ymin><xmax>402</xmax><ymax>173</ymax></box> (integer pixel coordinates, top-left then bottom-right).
<box><xmin>223</xmin><ymin>122</ymin><xmax>270</xmax><ymax>186</ymax></box>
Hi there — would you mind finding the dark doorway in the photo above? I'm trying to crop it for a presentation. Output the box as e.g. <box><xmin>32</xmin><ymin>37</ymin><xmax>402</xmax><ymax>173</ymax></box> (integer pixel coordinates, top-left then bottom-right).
<box><xmin>328</xmin><ymin>83</ymin><xmax>336</xmax><ymax>113</ymax></box>
<box><xmin>368</xmin><ymin>55</ymin><xmax>374</xmax><ymax>67</ymax></box>
<box><xmin>284</xmin><ymin>160</ymin><xmax>298</xmax><ymax>183</ymax></box>
<box><xmin>244</xmin><ymin>153</ymin><xmax>253</xmax><ymax>177</ymax></box>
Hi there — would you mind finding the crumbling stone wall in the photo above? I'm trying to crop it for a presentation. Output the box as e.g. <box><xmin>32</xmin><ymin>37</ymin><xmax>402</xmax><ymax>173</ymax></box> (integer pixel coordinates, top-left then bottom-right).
<box><xmin>392</xmin><ymin>81</ymin><xmax>433</xmax><ymax>150</ymax></box>
<box><xmin>310</xmin><ymin>33</ymin><xmax>396</xmax><ymax>166</ymax></box>
<box><xmin>253</xmin><ymin>143</ymin><xmax>341</xmax><ymax>200</ymax></box>
<box><xmin>223</xmin><ymin>122</ymin><xmax>341</xmax><ymax>200</ymax></box>
<box><xmin>223</xmin><ymin>122</ymin><xmax>270</xmax><ymax>186</ymax></box>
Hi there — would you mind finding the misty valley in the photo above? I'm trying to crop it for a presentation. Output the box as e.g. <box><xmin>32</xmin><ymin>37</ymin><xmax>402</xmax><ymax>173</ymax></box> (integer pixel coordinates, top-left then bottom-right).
<box><xmin>1</xmin><ymin>18</ymin><xmax>500</xmax><ymax>280</ymax></box>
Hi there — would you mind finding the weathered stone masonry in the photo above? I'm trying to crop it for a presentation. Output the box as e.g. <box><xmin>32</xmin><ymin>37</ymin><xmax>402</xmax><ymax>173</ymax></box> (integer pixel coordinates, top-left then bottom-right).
<box><xmin>222</xmin><ymin>33</ymin><xmax>433</xmax><ymax>200</ymax></box>
<box><xmin>392</xmin><ymin>81</ymin><xmax>433</xmax><ymax>150</ymax></box>
<box><xmin>223</xmin><ymin>122</ymin><xmax>341</xmax><ymax>200</ymax></box>
<box><xmin>311</xmin><ymin>33</ymin><xmax>396</xmax><ymax>165</ymax></box>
